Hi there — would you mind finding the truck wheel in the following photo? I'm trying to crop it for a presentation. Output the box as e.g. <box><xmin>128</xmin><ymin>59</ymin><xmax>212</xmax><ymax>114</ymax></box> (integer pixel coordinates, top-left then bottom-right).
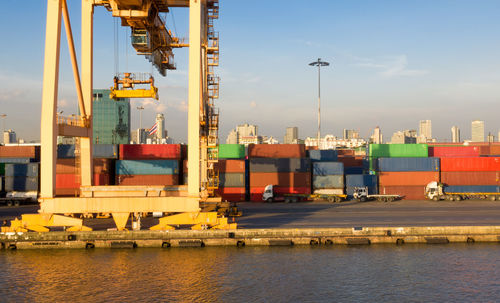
<box><xmin>14</xmin><ymin>200</ymin><xmax>20</xmax><ymax>207</ymax></box>
<box><xmin>489</xmin><ymin>196</ymin><xmax>496</xmax><ymax>201</ymax></box>
<box><xmin>360</xmin><ymin>197</ymin><xmax>366</xmax><ymax>202</ymax></box>
<box><xmin>455</xmin><ymin>196</ymin><xmax>462</xmax><ymax>201</ymax></box>
<box><xmin>6</xmin><ymin>201</ymin><xmax>13</xmax><ymax>207</ymax></box>
<box><xmin>328</xmin><ymin>197</ymin><xmax>335</xmax><ymax>203</ymax></box>
<box><xmin>266</xmin><ymin>198</ymin><xmax>273</xmax><ymax>203</ymax></box>
<box><xmin>292</xmin><ymin>197</ymin><xmax>298</xmax><ymax>203</ymax></box>
<box><xmin>432</xmin><ymin>196</ymin><xmax>439</xmax><ymax>201</ymax></box>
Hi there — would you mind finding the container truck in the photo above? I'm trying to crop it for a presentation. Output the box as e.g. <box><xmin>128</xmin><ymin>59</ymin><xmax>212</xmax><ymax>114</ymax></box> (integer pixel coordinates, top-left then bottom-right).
<box><xmin>262</xmin><ymin>184</ymin><xmax>347</xmax><ymax>203</ymax></box>
<box><xmin>352</xmin><ymin>186</ymin><xmax>401</xmax><ymax>202</ymax></box>
<box><xmin>425</xmin><ymin>181</ymin><xmax>500</xmax><ymax>201</ymax></box>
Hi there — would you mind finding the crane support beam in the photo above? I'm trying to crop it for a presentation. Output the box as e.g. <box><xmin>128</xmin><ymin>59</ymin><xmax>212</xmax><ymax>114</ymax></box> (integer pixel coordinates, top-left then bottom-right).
<box><xmin>40</xmin><ymin>0</ymin><xmax>62</xmax><ymax>198</ymax></box>
<box><xmin>81</xmin><ymin>0</ymin><xmax>94</xmax><ymax>187</ymax></box>
<box><xmin>187</xmin><ymin>0</ymin><xmax>202</xmax><ymax>197</ymax></box>
<box><xmin>58</xmin><ymin>124</ymin><xmax>92</xmax><ymax>137</ymax></box>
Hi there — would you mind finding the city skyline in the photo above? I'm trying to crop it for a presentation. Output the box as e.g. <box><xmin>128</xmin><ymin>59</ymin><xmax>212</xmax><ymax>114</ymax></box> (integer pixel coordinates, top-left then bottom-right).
<box><xmin>1</xmin><ymin>1</ymin><xmax>500</xmax><ymax>142</ymax></box>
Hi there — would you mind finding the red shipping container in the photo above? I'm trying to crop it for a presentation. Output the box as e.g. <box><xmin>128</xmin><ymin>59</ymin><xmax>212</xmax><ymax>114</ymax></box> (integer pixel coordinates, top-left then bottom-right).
<box><xmin>56</xmin><ymin>158</ymin><xmax>112</xmax><ymax>174</ymax></box>
<box><xmin>441</xmin><ymin>171</ymin><xmax>500</xmax><ymax>186</ymax></box>
<box><xmin>429</xmin><ymin>146</ymin><xmax>480</xmax><ymax>158</ymax></box>
<box><xmin>337</xmin><ymin>156</ymin><xmax>363</xmax><ymax>167</ymax></box>
<box><xmin>249</xmin><ymin>186</ymin><xmax>311</xmax><ymax>202</ymax></box>
<box><xmin>440</xmin><ymin>157</ymin><xmax>500</xmax><ymax>172</ymax></box>
<box><xmin>94</xmin><ymin>173</ymin><xmax>111</xmax><ymax>186</ymax></box>
<box><xmin>116</xmin><ymin>174</ymin><xmax>179</xmax><ymax>186</ymax></box>
<box><xmin>480</xmin><ymin>145</ymin><xmax>500</xmax><ymax>156</ymax></box>
<box><xmin>379</xmin><ymin>172</ymin><xmax>440</xmax><ymax>186</ymax></box>
<box><xmin>379</xmin><ymin>185</ymin><xmax>426</xmax><ymax>200</ymax></box>
<box><xmin>249</xmin><ymin>172</ymin><xmax>311</xmax><ymax>188</ymax></box>
<box><xmin>248</xmin><ymin>144</ymin><xmax>306</xmax><ymax>158</ymax></box>
<box><xmin>93</xmin><ymin>159</ymin><xmax>112</xmax><ymax>174</ymax></box>
<box><xmin>217</xmin><ymin>187</ymin><xmax>246</xmax><ymax>202</ymax></box>
<box><xmin>215</xmin><ymin>159</ymin><xmax>245</xmax><ymax>173</ymax></box>
<box><xmin>0</xmin><ymin>146</ymin><xmax>40</xmax><ymax>159</ymax></box>
<box><xmin>56</xmin><ymin>174</ymin><xmax>80</xmax><ymax>189</ymax></box>
<box><xmin>119</xmin><ymin>144</ymin><xmax>181</xmax><ymax>160</ymax></box>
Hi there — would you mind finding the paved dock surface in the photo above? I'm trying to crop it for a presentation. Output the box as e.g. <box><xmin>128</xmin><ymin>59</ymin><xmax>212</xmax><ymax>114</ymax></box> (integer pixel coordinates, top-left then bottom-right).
<box><xmin>2</xmin><ymin>200</ymin><xmax>500</xmax><ymax>230</ymax></box>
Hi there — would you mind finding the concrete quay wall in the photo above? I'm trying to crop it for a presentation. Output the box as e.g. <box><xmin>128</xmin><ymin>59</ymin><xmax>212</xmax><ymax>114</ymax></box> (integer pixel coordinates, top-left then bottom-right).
<box><xmin>1</xmin><ymin>226</ymin><xmax>500</xmax><ymax>249</ymax></box>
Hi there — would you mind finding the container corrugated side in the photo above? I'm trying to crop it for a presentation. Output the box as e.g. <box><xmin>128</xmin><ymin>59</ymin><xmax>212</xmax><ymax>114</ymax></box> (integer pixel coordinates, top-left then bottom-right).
<box><xmin>369</xmin><ymin>144</ymin><xmax>428</xmax><ymax>158</ymax></box>
<box><xmin>249</xmin><ymin>158</ymin><xmax>310</xmax><ymax>173</ymax></box>
<box><xmin>215</xmin><ymin>159</ymin><xmax>246</xmax><ymax>173</ymax></box>
<box><xmin>57</xmin><ymin>144</ymin><xmax>75</xmax><ymax>158</ymax></box>
<box><xmin>249</xmin><ymin>172</ymin><xmax>311</xmax><ymax>187</ymax></box>
<box><xmin>379</xmin><ymin>185</ymin><xmax>426</xmax><ymax>200</ymax></box>
<box><xmin>4</xmin><ymin>176</ymin><xmax>39</xmax><ymax>191</ymax></box>
<box><xmin>444</xmin><ymin>185</ymin><xmax>500</xmax><ymax>193</ymax></box>
<box><xmin>219</xmin><ymin>173</ymin><xmax>245</xmax><ymax>187</ymax></box>
<box><xmin>377</xmin><ymin>157</ymin><xmax>440</xmax><ymax>172</ymax></box>
<box><xmin>312</xmin><ymin>175</ymin><xmax>344</xmax><ymax>189</ymax></box>
<box><xmin>307</xmin><ymin>150</ymin><xmax>338</xmax><ymax>162</ymax></box>
<box><xmin>428</xmin><ymin>146</ymin><xmax>480</xmax><ymax>158</ymax></box>
<box><xmin>116</xmin><ymin>160</ymin><xmax>179</xmax><ymax>175</ymax></box>
<box><xmin>378</xmin><ymin>171</ymin><xmax>440</xmax><ymax>186</ymax></box>
<box><xmin>119</xmin><ymin>144</ymin><xmax>181</xmax><ymax>160</ymax></box>
<box><xmin>440</xmin><ymin>157</ymin><xmax>500</xmax><ymax>172</ymax></box>
<box><xmin>312</xmin><ymin>162</ymin><xmax>344</xmax><ymax>176</ymax></box>
<box><xmin>248</xmin><ymin>144</ymin><xmax>306</xmax><ymax>158</ymax></box>
<box><xmin>93</xmin><ymin>144</ymin><xmax>118</xmax><ymax>159</ymax></box>
<box><xmin>441</xmin><ymin>171</ymin><xmax>500</xmax><ymax>186</ymax></box>
<box><xmin>218</xmin><ymin>144</ymin><xmax>245</xmax><ymax>159</ymax></box>
<box><xmin>0</xmin><ymin>146</ymin><xmax>40</xmax><ymax>159</ymax></box>
<box><xmin>345</xmin><ymin>174</ymin><xmax>378</xmax><ymax>187</ymax></box>
<box><xmin>4</xmin><ymin>163</ymin><xmax>39</xmax><ymax>177</ymax></box>
<box><xmin>216</xmin><ymin>187</ymin><xmax>246</xmax><ymax>202</ymax></box>
<box><xmin>0</xmin><ymin>158</ymin><xmax>33</xmax><ymax>164</ymax></box>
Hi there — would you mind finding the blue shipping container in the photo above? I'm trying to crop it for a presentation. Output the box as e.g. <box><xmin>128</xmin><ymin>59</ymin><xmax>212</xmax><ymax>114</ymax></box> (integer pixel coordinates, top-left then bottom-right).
<box><xmin>345</xmin><ymin>174</ymin><xmax>378</xmax><ymax>187</ymax></box>
<box><xmin>344</xmin><ymin>167</ymin><xmax>364</xmax><ymax>175</ymax></box>
<box><xmin>57</xmin><ymin>144</ymin><xmax>75</xmax><ymax>158</ymax></box>
<box><xmin>0</xmin><ymin>158</ymin><xmax>33</xmax><ymax>164</ymax></box>
<box><xmin>4</xmin><ymin>163</ymin><xmax>39</xmax><ymax>177</ymax></box>
<box><xmin>312</xmin><ymin>175</ymin><xmax>344</xmax><ymax>189</ymax></box>
<box><xmin>116</xmin><ymin>160</ymin><xmax>179</xmax><ymax>175</ymax></box>
<box><xmin>4</xmin><ymin>176</ymin><xmax>38</xmax><ymax>191</ymax></box>
<box><xmin>249</xmin><ymin>158</ymin><xmax>310</xmax><ymax>173</ymax></box>
<box><xmin>444</xmin><ymin>185</ymin><xmax>500</xmax><ymax>193</ymax></box>
<box><xmin>313</xmin><ymin>162</ymin><xmax>344</xmax><ymax>176</ymax></box>
<box><xmin>308</xmin><ymin>150</ymin><xmax>338</xmax><ymax>162</ymax></box>
<box><xmin>93</xmin><ymin>144</ymin><xmax>118</xmax><ymax>159</ymax></box>
<box><xmin>377</xmin><ymin>157</ymin><xmax>440</xmax><ymax>172</ymax></box>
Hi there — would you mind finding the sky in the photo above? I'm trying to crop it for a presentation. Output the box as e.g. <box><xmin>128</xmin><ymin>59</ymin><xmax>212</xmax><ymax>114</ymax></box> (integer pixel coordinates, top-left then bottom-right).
<box><xmin>1</xmin><ymin>1</ymin><xmax>500</xmax><ymax>143</ymax></box>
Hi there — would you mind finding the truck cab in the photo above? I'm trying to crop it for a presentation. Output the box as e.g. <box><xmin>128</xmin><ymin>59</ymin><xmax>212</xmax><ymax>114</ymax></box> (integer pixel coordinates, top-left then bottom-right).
<box><xmin>262</xmin><ymin>184</ymin><xmax>274</xmax><ymax>202</ymax></box>
<box><xmin>425</xmin><ymin>181</ymin><xmax>443</xmax><ymax>201</ymax></box>
<box><xmin>353</xmin><ymin>187</ymin><xmax>368</xmax><ymax>202</ymax></box>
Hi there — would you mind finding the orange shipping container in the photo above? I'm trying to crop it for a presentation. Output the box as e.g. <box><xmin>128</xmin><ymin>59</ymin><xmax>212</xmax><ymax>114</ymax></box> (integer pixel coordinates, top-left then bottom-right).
<box><xmin>55</xmin><ymin>188</ymin><xmax>80</xmax><ymax>197</ymax></box>
<box><xmin>250</xmin><ymin>172</ymin><xmax>311</xmax><ymax>188</ymax></box>
<box><xmin>215</xmin><ymin>159</ymin><xmax>245</xmax><ymax>173</ymax></box>
<box><xmin>116</xmin><ymin>174</ymin><xmax>179</xmax><ymax>186</ymax></box>
<box><xmin>56</xmin><ymin>158</ymin><xmax>111</xmax><ymax>174</ymax></box>
<box><xmin>379</xmin><ymin>185</ymin><xmax>426</xmax><ymax>200</ymax></box>
<box><xmin>378</xmin><ymin>172</ymin><xmax>440</xmax><ymax>186</ymax></box>
<box><xmin>0</xmin><ymin>146</ymin><xmax>40</xmax><ymax>159</ymax></box>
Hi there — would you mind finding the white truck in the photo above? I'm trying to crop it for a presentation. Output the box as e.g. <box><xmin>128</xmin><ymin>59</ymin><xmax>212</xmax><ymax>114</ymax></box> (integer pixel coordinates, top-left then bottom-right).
<box><xmin>262</xmin><ymin>184</ymin><xmax>347</xmax><ymax>203</ymax></box>
<box><xmin>425</xmin><ymin>181</ymin><xmax>500</xmax><ymax>201</ymax></box>
<box><xmin>0</xmin><ymin>191</ymin><xmax>38</xmax><ymax>207</ymax></box>
<box><xmin>352</xmin><ymin>186</ymin><xmax>401</xmax><ymax>202</ymax></box>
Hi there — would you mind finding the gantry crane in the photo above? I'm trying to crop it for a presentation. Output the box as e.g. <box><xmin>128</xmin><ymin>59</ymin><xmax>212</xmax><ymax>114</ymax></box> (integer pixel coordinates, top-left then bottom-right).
<box><xmin>7</xmin><ymin>0</ymin><xmax>232</xmax><ymax>232</ymax></box>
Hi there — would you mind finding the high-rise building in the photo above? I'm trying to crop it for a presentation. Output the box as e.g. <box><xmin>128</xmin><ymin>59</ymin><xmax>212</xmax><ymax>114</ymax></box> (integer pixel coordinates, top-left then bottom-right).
<box><xmin>471</xmin><ymin>120</ymin><xmax>485</xmax><ymax>142</ymax></box>
<box><xmin>419</xmin><ymin>120</ymin><xmax>432</xmax><ymax>141</ymax></box>
<box><xmin>370</xmin><ymin>126</ymin><xmax>383</xmax><ymax>144</ymax></box>
<box><xmin>93</xmin><ymin>89</ymin><xmax>130</xmax><ymax>144</ymax></box>
<box><xmin>136</xmin><ymin>128</ymin><xmax>147</xmax><ymax>144</ymax></box>
<box><xmin>390</xmin><ymin>130</ymin><xmax>416</xmax><ymax>144</ymax></box>
<box><xmin>226</xmin><ymin>129</ymin><xmax>238</xmax><ymax>144</ymax></box>
<box><xmin>3</xmin><ymin>129</ymin><xmax>16</xmax><ymax>144</ymax></box>
<box><xmin>343</xmin><ymin>129</ymin><xmax>359</xmax><ymax>140</ymax></box>
<box><xmin>451</xmin><ymin>126</ymin><xmax>460</xmax><ymax>143</ymax></box>
<box><xmin>487</xmin><ymin>133</ymin><xmax>494</xmax><ymax>143</ymax></box>
<box><xmin>284</xmin><ymin>127</ymin><xmax>298</xmax><ymax>144</ymax></box>
<box><xmin>155</xmin><ymin>113</ymin><xmax>165</xmax><ymax>141</ymax></box>
<box><xmin>226</xmin><ymin>123</ymin><xmax>260</xmax><ymax>145</ymax></box>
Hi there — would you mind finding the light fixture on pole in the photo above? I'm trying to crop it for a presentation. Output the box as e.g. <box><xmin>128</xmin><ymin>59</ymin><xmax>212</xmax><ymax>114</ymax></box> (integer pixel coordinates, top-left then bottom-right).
<box><xmin>137</xmin><ymin>106</ymin><xmax>145</xmax><ymax>130</ymax></box>
<box><xmin>309</xmin><ymin>58</ymin><xmax>329</xmax><ymax>149</ymax></box>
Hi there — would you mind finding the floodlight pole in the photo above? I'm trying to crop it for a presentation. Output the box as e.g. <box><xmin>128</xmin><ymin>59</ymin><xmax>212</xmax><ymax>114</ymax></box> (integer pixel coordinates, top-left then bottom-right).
<box><xmin>309</xmin><ymin>58</ymin><xmax>329</xmax><ymax>149</ymax></box>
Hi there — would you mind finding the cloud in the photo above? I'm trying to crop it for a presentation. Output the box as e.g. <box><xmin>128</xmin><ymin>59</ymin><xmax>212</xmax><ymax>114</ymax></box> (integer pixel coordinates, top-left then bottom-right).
<box><xmin>354</xmin><ymin>55</ymin><xmax>429</xmax><ymax>78</ymax></box>
<box><xmin>0</xmin><ymin>89</ymin><xmax>25</xmax><ymax>102</ymax></box>
<box><xmin>250</xmin><ymin>101</ymin><xmax>257</xmax><ymax>108</ymax></box>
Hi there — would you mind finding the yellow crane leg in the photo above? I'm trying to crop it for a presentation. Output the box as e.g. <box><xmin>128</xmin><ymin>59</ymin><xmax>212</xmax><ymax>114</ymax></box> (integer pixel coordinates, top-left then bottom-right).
<box><xmin>112</xmin><ymin>213</ymin><xmax>130</xmax><ymax>231</ymax></box>
<box><xmin>6</xmin><ymin>214</ymin><xmax>92</xmax><ymax>232</ymax></box>
<box><xmin>150</xmin><ymin>212</ymin><xmax>237</xmax><ymax>231</ymax></box>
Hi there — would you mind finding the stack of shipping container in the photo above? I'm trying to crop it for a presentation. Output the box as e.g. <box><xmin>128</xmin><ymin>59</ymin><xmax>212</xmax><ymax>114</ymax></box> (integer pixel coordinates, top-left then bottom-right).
<box><xmin>116</xmin><ymin>144</ymin><xmax>181</xmax><ymax>186</ymax></box>
<box><xmin>216</xmin><ymin>144</ymin><xmax>246</xmax><ymax>201</ymax></box>
<box><xmin>248</xmin><ymin>144</ymin><xmax>310</xmax><ymax>201</ymax></box>
<box><xmin>439</xmin><ymin>146</ymin><xmax>500</xmax><ymax>193</ymax></box>
<box><xmin>309</xmin><ymin>150</ymin><xmax>344</xmax><ymax>195</ymax></box>
<box><xmin>370</xmin><ymin>144</ymin><xmax>438</xmax><ymax>200</ymax></box>
<box><xmin>0</xmin><ymin>145</ymin><xmax>40</xmax><ymax>196</ymax></box>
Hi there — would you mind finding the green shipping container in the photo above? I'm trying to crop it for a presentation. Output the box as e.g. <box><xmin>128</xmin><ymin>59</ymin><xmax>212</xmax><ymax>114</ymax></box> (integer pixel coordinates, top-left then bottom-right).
<box><xmin>219</xmin><ymin>144</ymin><xmax>245</xmax><ymax>159</ymax></box>
<box><xmin>0</xmin><ymin>163</ymin><xmax>4</xmax><ymax>175</ymax></box>
<box><xmin>369</xmin><ymin>144</ymin><xmax>428</xmax><ymax>158</ymax></box>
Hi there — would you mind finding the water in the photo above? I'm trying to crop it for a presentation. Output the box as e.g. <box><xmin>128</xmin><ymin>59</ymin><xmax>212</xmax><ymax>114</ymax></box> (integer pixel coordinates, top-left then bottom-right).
<box><xmin>1</xmin><ymin>244</ymin><xmax>499</xmax><ymax>302</ymax></box>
